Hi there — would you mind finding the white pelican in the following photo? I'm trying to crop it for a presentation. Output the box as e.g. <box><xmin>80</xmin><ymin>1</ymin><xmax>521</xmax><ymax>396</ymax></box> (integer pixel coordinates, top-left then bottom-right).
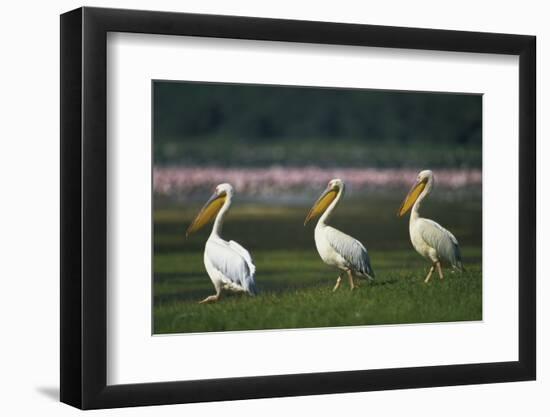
<box><xmin>304</xmin><ymin>179</ymin><xmax>375</xmax><ymax>291</ymax></box>
<box><xmin>186</xmin><ymin>183</ymin><xmax>257</xmax><ymax>303</ymax></box>
<box><xmin>398</xmin><ymin>170</ymin><xmax>464</xmax><ymax>283</ymax></box>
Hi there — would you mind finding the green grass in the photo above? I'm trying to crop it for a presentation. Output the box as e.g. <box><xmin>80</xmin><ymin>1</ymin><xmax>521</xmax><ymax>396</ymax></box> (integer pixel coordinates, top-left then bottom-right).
<box><xmin>153</xmin><ymin>196</ymin><xmax>482</xmax><ymax>334</ymax></box>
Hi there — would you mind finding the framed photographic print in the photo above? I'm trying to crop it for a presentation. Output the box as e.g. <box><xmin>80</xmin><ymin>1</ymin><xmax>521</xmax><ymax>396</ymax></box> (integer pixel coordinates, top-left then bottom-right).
<box><xmin>60</xmin><ymin>6</ymin><xmax>536</xmax><ymax>409</ymax></box>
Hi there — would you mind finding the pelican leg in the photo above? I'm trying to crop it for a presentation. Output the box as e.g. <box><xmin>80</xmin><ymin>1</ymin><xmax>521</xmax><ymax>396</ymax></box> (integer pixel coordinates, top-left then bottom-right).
<box><xmin>333</xmin><ymin>273</ymin><xmax>343</xmax><ymax>292</ymax></box>
<box><xmin>199</xmin><ymin>291</ymin><xmax>221</xmax><ymax>304</ymax></box>
<box><xmin>436</xmin><ymin>262</ymin><xmax>444</xmax><ymax>280</ymax></box>
<box><xmin>424</xmin><ymin>265</ymin><xmax>435</xmax><ymax>284</ymax></box>
<box><xmin>346</xmin><ymin>270</ymin><xmax>356</xmax><ymax>291</ymax></box>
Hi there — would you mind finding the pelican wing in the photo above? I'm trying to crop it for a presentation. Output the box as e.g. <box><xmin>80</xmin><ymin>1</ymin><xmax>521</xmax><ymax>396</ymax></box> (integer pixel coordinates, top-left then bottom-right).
<box><xmin>325</xmin><ymin>226</ymin><xmax>375</xmax><ymax>279</ymax></box>
<box><xmin>228</xmin><ymin>240</ymin><xmax>257</xmax><ymax>276</ymax></box>
<box><xmin>205</xmin><ymin>239</ymin><xmax>258</xmax><ymax>295</ymax></box>
<box><xmin>418</xmin><ymin>218</ymin><xmax>464</xmax><ymax>271</ymax></box>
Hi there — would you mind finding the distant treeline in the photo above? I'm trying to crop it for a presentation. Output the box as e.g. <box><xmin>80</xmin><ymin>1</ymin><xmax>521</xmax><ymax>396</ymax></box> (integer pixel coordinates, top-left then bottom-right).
<box><xmin>153</xmin><ymin>81</ymin><xmax>482</xmax><ymax>168</ymax></box>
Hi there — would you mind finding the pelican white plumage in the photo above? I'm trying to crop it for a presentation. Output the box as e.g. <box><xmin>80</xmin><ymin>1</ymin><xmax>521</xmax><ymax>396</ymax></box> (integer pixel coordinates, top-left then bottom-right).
<box><xmin>304</xmin><ymin>179</ymin><xmax>375</xmax><ymax>292</ymax></box>
<box><xmin>398</xmin><ymin>170</ymin><xmax>464</xmax><ymax>283</ymax></box>
<box><xmin>186</xmin><ymin>183</ymin><xmax>257</xmax><ymax>303</ymax></box>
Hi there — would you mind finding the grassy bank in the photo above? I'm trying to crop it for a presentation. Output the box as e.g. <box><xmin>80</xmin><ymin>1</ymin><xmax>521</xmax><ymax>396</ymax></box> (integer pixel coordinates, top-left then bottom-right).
<box><xmin>153</xmin><ymin>196</ymin><xmax>482</xmax><ymax>334</ymax></box>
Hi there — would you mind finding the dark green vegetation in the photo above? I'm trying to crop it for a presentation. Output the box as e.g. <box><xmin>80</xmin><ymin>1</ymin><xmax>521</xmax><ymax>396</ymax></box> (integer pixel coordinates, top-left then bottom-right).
<box><xmin>153</xmin><ymin>81</ymin><xmax>482</xmax><ymax>168</ymax></box>
<box><xmin>153</xmin><ymin>197</ymin><xmax>482</xmax><ymax>334</ymax></box>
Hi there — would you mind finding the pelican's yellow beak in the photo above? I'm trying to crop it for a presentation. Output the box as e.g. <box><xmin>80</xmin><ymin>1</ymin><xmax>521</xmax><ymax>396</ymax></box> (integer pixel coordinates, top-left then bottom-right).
<box><xmin>398</xmin><ymin>178</ymin><xmax>427</xmax><ymax>217</ymax></box>
<box><xmin>186</xmin><ymin>191</ymin><xmax>226</xmax><ymax>236</ymax></box>
<box><xmin>304</xmin><ymin>186</ymin><xmax>338</xmax><ymax>225</ymax></box>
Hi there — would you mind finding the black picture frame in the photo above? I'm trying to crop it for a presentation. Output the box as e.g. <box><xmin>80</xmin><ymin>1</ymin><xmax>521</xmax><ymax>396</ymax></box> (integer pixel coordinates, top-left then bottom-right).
<box><xmin>60</xmin><ymin>6</ymin><xmax>536</xmax><ymax>410</ymax></box>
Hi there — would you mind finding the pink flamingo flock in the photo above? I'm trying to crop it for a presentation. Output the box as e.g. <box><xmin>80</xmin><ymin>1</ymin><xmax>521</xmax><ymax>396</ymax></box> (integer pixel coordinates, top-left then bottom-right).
<box><xmin>154</xmin><ymin>166</ymin><xmax>481</xmax><ymax>198</ymax></box>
